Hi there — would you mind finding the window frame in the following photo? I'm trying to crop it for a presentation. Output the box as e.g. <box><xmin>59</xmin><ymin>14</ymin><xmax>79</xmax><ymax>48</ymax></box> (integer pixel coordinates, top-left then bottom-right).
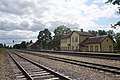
<box><xmin>90</xmin><ymin>46</ymin><xmax>93</xmax><ymax>51</ymax></box>
<box><xmin>95</xmin><ymin>46</ymin><xmax>98</xmax><ymax>52</ymax></box>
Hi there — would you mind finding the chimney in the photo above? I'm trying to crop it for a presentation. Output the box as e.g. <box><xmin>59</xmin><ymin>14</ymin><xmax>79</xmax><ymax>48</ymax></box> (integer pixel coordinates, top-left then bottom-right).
<box><xmin>81</xmin><ymin>29</ymin><xmax>83</xmax><ymax>32</ymax></box>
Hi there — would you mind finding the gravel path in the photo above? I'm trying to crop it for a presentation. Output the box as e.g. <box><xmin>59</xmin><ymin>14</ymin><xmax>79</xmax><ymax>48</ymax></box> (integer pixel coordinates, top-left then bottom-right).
<box><xmin>0</xmin><ymin>50</ymin><xmax>16</xmax><ymax>80</ymax></box>
<box><xmin>17</xmin><ymin>51</ymin><xmax>120</xmax><ymax>80</ymax></box>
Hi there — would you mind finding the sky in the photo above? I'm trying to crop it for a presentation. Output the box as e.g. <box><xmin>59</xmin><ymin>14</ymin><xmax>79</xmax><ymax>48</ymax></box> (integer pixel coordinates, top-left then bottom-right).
<box><xmin>0</xmin><ymin>0</ymin><xmax>120</xmax><ymax>46</ymax></box>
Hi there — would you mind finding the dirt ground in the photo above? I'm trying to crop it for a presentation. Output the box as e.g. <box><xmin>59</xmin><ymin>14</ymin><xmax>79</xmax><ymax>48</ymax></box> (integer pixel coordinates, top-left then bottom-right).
<box><xmin>0</xmin><ymin>49</ymin><xmax>16</xmax><ymax>80</ymax></box>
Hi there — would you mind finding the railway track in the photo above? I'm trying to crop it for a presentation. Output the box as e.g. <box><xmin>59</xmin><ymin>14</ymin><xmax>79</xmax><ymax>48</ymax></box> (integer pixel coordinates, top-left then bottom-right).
<box><xmin>7</xmin><ymin>50</ymin><xmax>71</xmax><ymax>80</ymax></box>
<box><xmin>15</xmin><ymin>50</ymin><xmax>120</xmax><ymax>75</ymax></box>
<box><xmin>27</xmin><ymin>50</ymin><xmax>120</xmax><ymax>60</ymax></box>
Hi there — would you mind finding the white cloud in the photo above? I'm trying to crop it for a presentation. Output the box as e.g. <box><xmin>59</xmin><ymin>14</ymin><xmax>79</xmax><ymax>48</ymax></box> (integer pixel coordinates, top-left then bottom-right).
<box><xmin>0</xmin><ymin>0</ymin><xmax>119</xmax><ymax>45</ymax></box>
<box><xmin>0</xmin><ymin>30</ymin><xmax>38</xmax><ymax>39</ymax></box>
<box><xmin>0</xmin><ymin>30</ymin><xmax>38</xmax><ymax>45</ymax></box>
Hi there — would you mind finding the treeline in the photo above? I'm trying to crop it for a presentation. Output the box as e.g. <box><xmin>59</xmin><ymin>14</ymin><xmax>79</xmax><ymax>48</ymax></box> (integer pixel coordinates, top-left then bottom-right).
<box><xmin>37</xmin><ymin>25</ymin><xmax>71</xmax><ymax>50</ymax></box>
<box><xmin>12</xmin><ymin>25</ymin><xmax>120</xmax><ymax>52</ymax></box>
<box><xmin>88</xmin><ymin>30</ymin><xmax>114</xmax><ymax>36</ymax></box>
<box><xmin>13</xmin><ymin>40</ymin><xmax>33</xmax><ymax>49</ymax></box>
<box><xmin>0</xmin><ymin>43</ymin><xmax>12</xmax><ymax>48</ymax></box>
<box><xmin>13</xmin><ymin>25</ymin><xmax>71</xmax><ymax>50</ymax></box>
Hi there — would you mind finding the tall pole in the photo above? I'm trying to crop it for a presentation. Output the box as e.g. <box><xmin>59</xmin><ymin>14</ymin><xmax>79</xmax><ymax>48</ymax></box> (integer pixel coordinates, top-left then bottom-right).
<box><xmin>13</xmin><ymin>40</ymin><xmax>14</xmax><ymax>48</ymax></box>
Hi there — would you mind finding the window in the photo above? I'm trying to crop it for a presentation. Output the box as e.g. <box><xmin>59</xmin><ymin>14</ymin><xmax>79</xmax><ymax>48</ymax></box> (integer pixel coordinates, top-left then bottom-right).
<box><xmin>61</xmin><ymin>40</ymin><xmax>63</xmax><ymax>43</ymax></box>
<box><xmin>109</xmin><ymin>45</ymin><xmax>112</xmax><ymax>52</ymax></box>
<box><xmin>107</xmin><ymin>39</ymin><xmax>108</xmax><ymax>42</ymax></box>
<box><xmin>72</xmin><ymin>37</ymin><xmax>74</xmax><ymax>42</ymax></box>
<box><xmin>90</xmin><ymin>46</ymin><xmax>93</xmax><ymax>51</ymax></box>
<box><xmin>64</xmin><ymin>47</ymin><xmax>65</xmax><ymax>50</ymax></box>
<box><xmin>76</xmin><ymin>46</ymin><xmax>78</xmax><ymax>49</ymax></box>
<box><xmin>72</xmin><ymin>46</ymin><xmax>74</xmax><ymax>50</ymax></box>
<box><xmin>61</xmin><ymin>47</ymin><xmax>63</xmax><ymax>50</ymax></box>
<box><xmin>75</xmin><ymin>37</ymin><xmax>78</xmax><ymax>42</ymax></box>
<box><xmin>66</xmin><ymin>47</ymin><xmax>67</xmax><ymax>50</ymax></box>
<box><xmin>86</xmin><ymin>46</ymin><xmax>89</xmax><ymax>51</ymax></box>
<box><xmin>95</xmin><ymin>46</ymin><xmax>98</xmax><ymax>52</ymax></box>
<box><xmin>68</xmin><ymin>47</ymin><xmax>69</xmax><ymax>50</ymax></box>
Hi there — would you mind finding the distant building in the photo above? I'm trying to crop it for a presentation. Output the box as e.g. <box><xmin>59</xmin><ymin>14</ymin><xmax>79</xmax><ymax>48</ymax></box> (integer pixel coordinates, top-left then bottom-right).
<box><xmin>27</xmin><ymin>41</ymin><xmax>40</xmax><ymax>50</ymax></box>
<box><xmin>60</xmin><ymin>29</ymin><xmax>115</xmax><ymax>52</ymax></box>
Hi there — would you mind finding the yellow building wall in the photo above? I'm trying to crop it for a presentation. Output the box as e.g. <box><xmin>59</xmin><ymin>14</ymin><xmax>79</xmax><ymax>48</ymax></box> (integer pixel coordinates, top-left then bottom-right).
<box><xmin>60</xmin><ymin>38</ymin><xmax>70</xmax><ymax>51</ymax></box>
<box><xmin>79</xmin><ymin>36</ymin><xmax>88</xmax><ymax>43</ymax></box>
<box><xmin>101</xmin><ymin>37</ymin><xmax>114</xmax><ymax>52</ymax></box>
<box><xmin>67</xmin><ymin>38</ymin><xmax>71</xmax><ymax>50</ymax></box>
<box><xmin>70</xmin><ymin>32</ymin><xmax>88</xmax><ymax>51</ymax></box>
<box><xmin>85</xmin><ymin>43</ymin><xmax>100</xmax><ymax>52</ymax></box>
<box><xmin>70</xmin><ymin>32</ymin><xmax>79</xmax><ymax>50</ymax></box>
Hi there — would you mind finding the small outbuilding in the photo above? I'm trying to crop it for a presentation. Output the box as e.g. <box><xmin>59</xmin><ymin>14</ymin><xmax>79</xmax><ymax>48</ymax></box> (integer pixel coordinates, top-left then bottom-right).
<box><xmin>27</xmin><ymin>41</ymin><xmax>40</xmax><ymax>50</ymax></box>
<box><xmin>80</xmin><ymin>35</ymin><xmax>115</xmax><ymax>52</ymax></box>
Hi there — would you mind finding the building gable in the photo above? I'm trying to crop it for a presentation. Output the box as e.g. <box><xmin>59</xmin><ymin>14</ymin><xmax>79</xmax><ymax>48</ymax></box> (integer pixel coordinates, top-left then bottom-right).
<box><xmin>101</xmin><ymin>36</ymin><xmax>114</xmax><ymax>52</ymax></box>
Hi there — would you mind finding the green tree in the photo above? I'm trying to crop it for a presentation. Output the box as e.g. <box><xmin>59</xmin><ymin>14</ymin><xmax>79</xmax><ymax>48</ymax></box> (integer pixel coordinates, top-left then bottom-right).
<box><xmin>37</xmin><ymin>30</ymin><xmax>43</xmax><ymax>47</ymax></box>
<box><xmin>3</xmin><ymin>44</ymin><xmax>6</xmax><ymax>48</ymax></box>
<box><xmin>20</xmin><ymin>41</ymin><xmax>27</xmax><ymax>49</ymax></box>
<box><xmin>107</xmin><ymin>30</ymin><xmax>115</xmax><ymax>37</ymax></box>
<box><xmin>106</xmin><ymin>0</ymin><xmax>120</xmax><ymax>28</ymax></box>
<box><xmin>30</xmin><ymin>40</ymin><xmax>33</xmax><ymax>44</ymax></box>
<box><xmin>54</xmin><ymin>25</ymin><xmax>71</xmax><ymax>36</ymax></box>
<box><xmin>106</xmin><ymin>0</ymin><xmax>120</xmax><ymax>5</ymax></box>
<box><xmin>111</xmin><ymin>21</ymin><xmax>120</xmax><ymax>29</ymax></box>
<box><xmin>88</xmin><ymin>30</ymin><xmax>108</xmax><ymax>36</ymax></box>
<box><xmin>13</xmin><ymin>44</ymin><xmax>21</xmax><ymax>49</ymax></box>
<box><xmin>115</xmin><ymin>33</ymin><xmax>120</xmax><ymax>52</ymax></box>
<box><xmin>88</xmin><ymin>30</ymin><xmax>98</xmax><ymax>36</ymax></box>
<box><xmin>25</xmin><ymin>40</ymin><xmax>33</xmax><ymax>46</ymax></box>
<box><xmin>9</xmin><ymin>46</ymin><xmax>12</xmax><ymax>49</ymax></box>
<box><xmin>98</xmin><ymin>30</ymin><xmax>107</xmax><ymax>35</ymax></box>
<box><xmin>0</xmin><ymin>43</ymin><xmax>3</xmax><ymax>48</ymax></box>
<box><xmin>13</xmin><ymin>41</ymin><xmax>27</xmax><ymax>49</ymax></box>
<box><xmin>53</xmin><ymin>25</ymin><xmax>71</xmax><ymax>50</ymax></box>
<box><xmin>37</xmin><ymin>29</ymin><xmax>52</xmax><ymax>49</ymax></box>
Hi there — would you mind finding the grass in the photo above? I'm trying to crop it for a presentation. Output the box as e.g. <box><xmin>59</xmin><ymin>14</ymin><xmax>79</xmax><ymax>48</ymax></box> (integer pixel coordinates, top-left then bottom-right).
<box><xmin>0</xmin><ymin>48</ymin><xmax>5</xmax><ymax>54</ymax></box>
<box><xmin>0</xmin><ymin>48</ymin><xmax>6</xmax><ymax>68</ymax></box>
<box><xmin>0</xmin><ymin>48</ymin><xmax>4</xmax><ymax>53</ymax></box>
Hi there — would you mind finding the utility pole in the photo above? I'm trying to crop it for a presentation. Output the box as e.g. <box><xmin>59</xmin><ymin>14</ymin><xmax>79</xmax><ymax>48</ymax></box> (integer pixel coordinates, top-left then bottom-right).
<box><xmin>13</xmin><ymin>40</ymin><xmax>14</xmax><ymax>48</ymax></box>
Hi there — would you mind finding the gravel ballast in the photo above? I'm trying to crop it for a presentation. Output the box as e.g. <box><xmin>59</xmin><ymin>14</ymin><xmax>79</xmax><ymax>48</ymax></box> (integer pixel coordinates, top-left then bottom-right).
<box><xmin>0</xmin><ymin>50</ymin><xmax>16</xmax><ymax>80</ymax></box>
<box><xmin>23</xmin><ymin>50</ymin><xmax>120</xmax><ymax>68</ymax></box>
<box><xmin>18</xmin><ymin>50</ymin><xmax>120</xmax><ymax>69</ymax></box>
<box><xmin>17</xmin><ymin>51</ymin><xmax>120</xmax><ymax>80</ymax></box>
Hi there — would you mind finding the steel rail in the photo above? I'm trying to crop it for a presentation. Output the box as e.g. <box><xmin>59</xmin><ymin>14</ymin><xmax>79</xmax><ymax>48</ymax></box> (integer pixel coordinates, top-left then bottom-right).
<box><xmin>43</xmin><ymin>55</ymin><xmax>120</xmax><ymax>74</ymax></box>
<box><xmin>10</xmin><ymin>50</ymin><xmax>71</xmax><ymax>80</ymax></box>
<box><xmin>25</xmin><ymin>50</ymin><xmax>120</xmax><ymax>60</ymax></box>
<box><xmin>7</xmin><ymin>51</ymin><xmax>33</xmax><ymax>80</ymax></box>
<box><xmin>16</xmin><ymin>50</ymin><xmax>120</xmax><ymax>75</ymax></box>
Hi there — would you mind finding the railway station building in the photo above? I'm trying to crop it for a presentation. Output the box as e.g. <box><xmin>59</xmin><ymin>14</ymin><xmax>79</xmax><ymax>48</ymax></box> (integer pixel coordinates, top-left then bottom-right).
<box><xmin>60</xmin><ymin>29</ymin><xmax>115</xmax><ymax>52</ymax></box>
<box><xmin>27</xmin><ymin>40</ymin><xmax>40</xmax><ymax>50</ymax></box>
